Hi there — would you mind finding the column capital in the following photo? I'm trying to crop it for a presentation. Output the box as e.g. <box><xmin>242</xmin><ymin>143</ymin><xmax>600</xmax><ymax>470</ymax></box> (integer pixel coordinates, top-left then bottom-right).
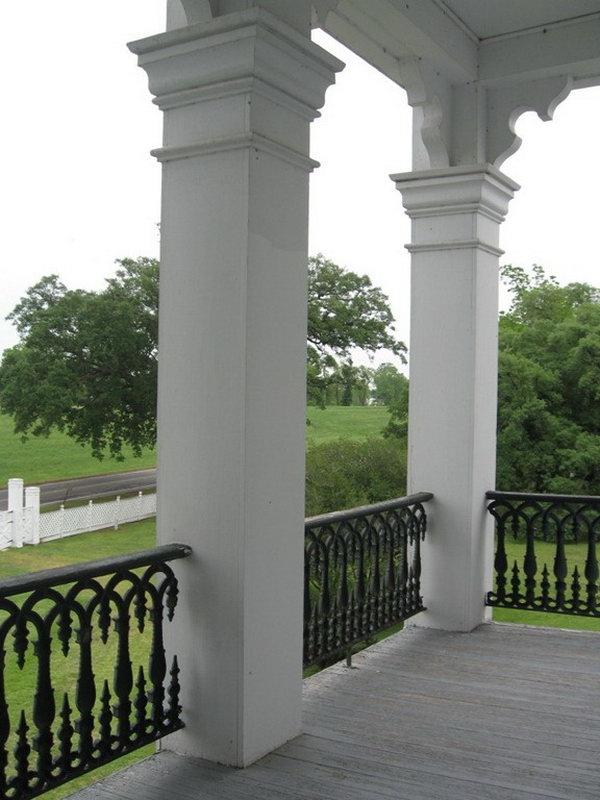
<box><xmin>392</xmin><ymin>164</ymin><xmax>519</xmax><ymax>219</ymax></box>
<box><xmin>392</xmin><ymin>164</ymin><xmax>519</xmax><ymax>257</ymax></box>
<box><xmin>129</xmin><ymin>9</ymin><xmax>342</xmax><ymax>171</ymax></box>
<box><xmin>129</xmin><ymin>9</ymin><xmax>343</xmax><ymax>117</ymax></box>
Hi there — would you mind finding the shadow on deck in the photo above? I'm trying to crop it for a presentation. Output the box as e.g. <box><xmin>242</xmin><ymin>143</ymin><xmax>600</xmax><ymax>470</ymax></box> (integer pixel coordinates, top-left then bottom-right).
<box><xmin>68</xmin><ymin>623</ymin><xmax>600</xmax><ymax>800</ymax></box>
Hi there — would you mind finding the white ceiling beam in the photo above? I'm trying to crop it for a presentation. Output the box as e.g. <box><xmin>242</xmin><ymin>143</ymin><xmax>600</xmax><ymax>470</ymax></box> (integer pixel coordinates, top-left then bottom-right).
<box><xmin>317</xmin><ymin>0</ymin><xmax>478</xmax><ymax>84</ymax></box>
<box><xmin>479</xmin><ymin>14</ymin><xmax>600</xmax><ymax>86</ymax></box>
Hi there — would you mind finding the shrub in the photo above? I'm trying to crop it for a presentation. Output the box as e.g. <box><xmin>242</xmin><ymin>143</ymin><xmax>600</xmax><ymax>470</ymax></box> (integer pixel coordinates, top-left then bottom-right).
<box><xmin>305</xmin><ymin>437</ymin><xmax>407</xmax><ymax>516</ymax></box>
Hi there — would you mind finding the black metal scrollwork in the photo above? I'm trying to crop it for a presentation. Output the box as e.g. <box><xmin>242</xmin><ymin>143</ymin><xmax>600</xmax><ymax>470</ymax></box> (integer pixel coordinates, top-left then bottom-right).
<box><xmin>303</xmin><ymin>493</ymin><xmax>431</xmax><ymax>666</ymax></box>
<box><xmin>0</xmin><ymin>544</ymin><xmax>190</xmax><ymax>800</ymax></box>
<box><xmin>486</xmin><ymin>491</ymin><xmax>600</xmax><ymax>616</ymax></box>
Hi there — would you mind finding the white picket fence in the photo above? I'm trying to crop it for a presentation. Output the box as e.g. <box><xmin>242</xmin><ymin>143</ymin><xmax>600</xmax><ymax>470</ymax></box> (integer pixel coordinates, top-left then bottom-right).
<box><xmin>0</xmin><ymin>478</ymin><xmax>156</xmax><ymax>550</ymax></box>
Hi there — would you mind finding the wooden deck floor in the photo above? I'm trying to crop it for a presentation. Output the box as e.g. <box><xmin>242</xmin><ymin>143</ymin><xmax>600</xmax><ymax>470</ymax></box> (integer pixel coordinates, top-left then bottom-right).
<box><xmin>68</xmin><ymin>623</ymin><xmax>600</xmax><ymax>800</ymax></box>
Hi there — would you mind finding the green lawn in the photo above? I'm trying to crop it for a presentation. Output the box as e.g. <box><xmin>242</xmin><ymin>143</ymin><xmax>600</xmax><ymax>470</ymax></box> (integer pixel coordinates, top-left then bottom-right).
<box><xmin>0</xmin><ymin>414</ymin><xmax>155</xmax><ymax>488</ymax></box>
<box><xmin>1</xmin><ymin>407</ymin><xmax>391</xmax><ymax>488</ymax></box>
<box><xmin>306</xmin><ymin>405</ymin><xmax>389</xmax><ymax>444</ymax></box>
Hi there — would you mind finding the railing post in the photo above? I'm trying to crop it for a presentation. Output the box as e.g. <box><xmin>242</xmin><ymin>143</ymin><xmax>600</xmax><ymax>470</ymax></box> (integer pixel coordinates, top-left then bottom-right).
<box><xmin>8</xmin><ymin>478</ymin><xmax>24</xmax><ymax>549</ymax></box>
<box><xmin>59</xmin><ymin>503</ymin><xmax>65</xmax><ymax>539</ymax></box>
<box><xmin>114</xmin><ymin>496</ymin><xmax>121</xmax><ymax>530</ymax></box>
<box><xmin>25</xmin><ymin>486</ymin><xmax>40</xmax><ymax>545</ymax></box>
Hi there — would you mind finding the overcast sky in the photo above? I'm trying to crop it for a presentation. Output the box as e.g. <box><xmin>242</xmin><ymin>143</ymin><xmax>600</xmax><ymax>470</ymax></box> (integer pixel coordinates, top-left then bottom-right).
<box><xmin>2</xmin><ymin>5</ymin><xmax>599</xmax><ymax>371</ymax></box>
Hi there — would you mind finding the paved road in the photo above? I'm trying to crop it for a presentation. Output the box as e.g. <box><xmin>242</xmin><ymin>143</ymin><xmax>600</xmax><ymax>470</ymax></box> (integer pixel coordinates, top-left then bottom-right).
<box><xmin>0</xmin><ymin>468</ymin><xmax>156</xmax><ymax>510</ymax></box>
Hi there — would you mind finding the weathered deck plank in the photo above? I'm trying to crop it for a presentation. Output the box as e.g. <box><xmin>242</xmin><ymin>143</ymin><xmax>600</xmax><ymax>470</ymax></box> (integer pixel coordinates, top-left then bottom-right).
<box><xmin>67</xmin><ymin>623</ymin><xmax>600</xmax><ymax>800</ymax></box>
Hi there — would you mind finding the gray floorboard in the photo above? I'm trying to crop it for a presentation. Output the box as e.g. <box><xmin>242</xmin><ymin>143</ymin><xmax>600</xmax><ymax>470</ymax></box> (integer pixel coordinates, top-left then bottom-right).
<box><xmin>67</xmin><ymin>623</ymin><xmax>600</xmax><ymax>800</ymax></box>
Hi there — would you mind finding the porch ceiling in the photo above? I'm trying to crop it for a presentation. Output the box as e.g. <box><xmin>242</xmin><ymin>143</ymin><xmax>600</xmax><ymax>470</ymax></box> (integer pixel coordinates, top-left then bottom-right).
<box><xmin>315</xmin><ymin>0</ymin><xmax>600</xmax><ymax>89</ymax></box>
<box><xmin>439</xmin><ymin>0</ymin><xmax>600</xmax><ymax>40</ymax></box>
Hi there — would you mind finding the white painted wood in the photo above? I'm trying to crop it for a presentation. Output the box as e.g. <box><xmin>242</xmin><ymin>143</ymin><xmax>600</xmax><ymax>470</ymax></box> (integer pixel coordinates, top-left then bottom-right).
<box><xmin>7</xmin><ymin>478</ymin><xmax>24</xmax><ymax>549</ymax></box>
<box><xmin>393</xmin><ymin>164</ymin><xmax>518</xmax><ymax>632</ymax></box>
<box><xmin>317</xmin><ymin>1</ymin><xmax>600</xmax><ymax>170</ymax></box>
<box><xmin>129</xmin><ymin>7</ymin><xmax>342</xmax><ymax>768</ymax></box>
<box><xmin>24</xmin><ymin>486</ymin><xmax>40</xmax><ymax>544</ymax></box>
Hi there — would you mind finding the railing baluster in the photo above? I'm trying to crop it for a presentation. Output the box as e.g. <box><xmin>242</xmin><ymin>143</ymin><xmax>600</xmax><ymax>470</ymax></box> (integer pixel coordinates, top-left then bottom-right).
<box><xmin>14</xmin><ymin>711</ymin><xmax>31</xmax><ymax>796</ymax></box>
<box><xmin>75</xmin><ymin>620</ymin><xmax>96</xmax><ymax>766</ymax></box>
<box><xmin>585</xmin><ymin>520</ymin><xmax>599</xmax><ymax>614</ymax></box>
<box><xmin>32</xmin><ymin>625</ymin><xmax>55</xmax><ymax>785</ymax></box>
<box><xmin>571</xmin><ymin>566</ymin><xmax>582</xmax><ymax>612</ymax></box>
<box><xmin>523</xmin><ymin>514</ymin><xmax>538</xmax><ymax>607</ymax></box>
<box><xmin>510</xmin><ymin>561</ymin><xmax>521</xmax><ymax>605</ymax></box>
<box><xmin>553</xmin><ymin>517</ymin><xmax>568</xmax><ymax>611</ymax></box>
<box><xmin>540</xmin><ymin>564</ymin><xmax>550</xmax><ymax>607</ymax></box>
<box><xmin>411</xmin><ymin>514</ymin><xmax>423</xmax><ymax>614</ymax></box>
<box><xmin>491</xmin><ymin>508</ymin><xmax>508</xmax><ymax>604</ymax></box>
<box><xmin>114</xmin><ymin>599</ymin><xmax>133</xmax><ymax>746</ymax></box>
<box><xmin>0</xmin><ymin>653</ymin><xmax>9</xmax><ymax>799</ymax></box>
<box><xmin>167</xmin><ymin>656</ymin><xmax>182</xmax><ymax>728</ymax></box>
<box><xmin>134</xmin><ymin>666</ymin><xmax>147</xmax><ymax>740</ymax></box>
<box><xmin>148</xmin><ymin>597</ymin><xmax>166</xmax><ymax>734</ymax></box>
<box><xmin>57</xmin><ymin>693</ymin><xmax>74</xmax><ymax>778</ymax></box>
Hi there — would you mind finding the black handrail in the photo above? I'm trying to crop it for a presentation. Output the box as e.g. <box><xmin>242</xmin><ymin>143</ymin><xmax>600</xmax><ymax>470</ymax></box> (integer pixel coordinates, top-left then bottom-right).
<box><xmin>0</xmin><ymin>544</ymin><xmax>190</xmax><ymax>598</ymax></box>
<box><xmin>304</xmin><ymin>493</ymin><xmax>432</xmax><ymax>666</ymax></box>
<box><xmin>305</xmin><ymin>492</ymin><xmax>434</xmax><ymax>528</ymax></box>
<box><xmin>487</xmin><ymin>490</ymin><xmax>600</xmax><ymax>504</ymax></box>
<box><xmin>486</xmin><ymin>491</ymin><xmax>600</xmax><ymax>616</ymax></box>
<box><xmin>0</xmin><ymin>544</ymin><xmax>191</xmax><ymax>800</ymax></box>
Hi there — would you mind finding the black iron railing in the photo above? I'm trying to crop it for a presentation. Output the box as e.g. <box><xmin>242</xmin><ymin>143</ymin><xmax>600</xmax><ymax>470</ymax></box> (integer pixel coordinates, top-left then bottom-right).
<box><xmin>486</xmin><ymin>491</ymin><xmax>600</xmax><ymax>616</ymax></box>
<box><xmin>0</xmin><ymin>543</ymin><xmax>191</xmax><ymax>800</ymax></box>
<box><xmin>303</xmin><ymin>493</ymin><xmax>431</xmax><ymax>666</ymax></box>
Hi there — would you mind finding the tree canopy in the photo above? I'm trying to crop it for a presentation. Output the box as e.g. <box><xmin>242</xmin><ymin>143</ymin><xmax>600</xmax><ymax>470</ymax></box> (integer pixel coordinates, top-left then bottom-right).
<box><xmin>306</xmin><ymin>255</ymin><xmax>405</xmax><ymax>405</ymax></box>
<box><xmin>385</xmin><ymin>264</ymin><xmax>600</xmax><ymax>495</ymax></box>
<box><xmin>0</xmin><ymin>259</ymin><xmax>158</xmax><ymax>459</ymax></box>
<box><xmin>496</xmin><ymin>265</ymin><xmax>600</xmax><ymax>493</ymax></box>
<box><xmin>1</xmin><ymin>255</ymin><xmax>404</xmax><ymax>459</ymax></box>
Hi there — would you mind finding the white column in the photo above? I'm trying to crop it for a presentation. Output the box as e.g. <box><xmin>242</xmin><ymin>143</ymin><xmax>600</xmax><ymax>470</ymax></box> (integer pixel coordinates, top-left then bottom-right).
<box><xmin>129</xmin><ymin>8</ymin><xmax>342</xmax><ymax>767</ymax></box>
<box><xmin>393</xmin><ymin>164</ymin><xmax>518</xmax><ymax>632</ymax></box>
<box><xmin>25</xmin><ymin>486</ymin><xmax>40</xmax><ymax>545</ymax></box>
<box><xmin>8</xmin><ymin>478</ymin><xmax>24</xmax><ymax>548</ymax></box>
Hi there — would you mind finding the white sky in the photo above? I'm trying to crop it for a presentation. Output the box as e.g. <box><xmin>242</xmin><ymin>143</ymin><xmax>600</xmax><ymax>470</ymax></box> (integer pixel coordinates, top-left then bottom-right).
<box><xmin>2</xmin><ymin>5</ymin><xmax>599</xmax><ymax>372</ymax></box>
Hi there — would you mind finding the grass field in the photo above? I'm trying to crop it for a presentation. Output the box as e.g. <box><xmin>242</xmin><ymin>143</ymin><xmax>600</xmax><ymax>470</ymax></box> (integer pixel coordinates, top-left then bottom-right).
<box><xmin>305</xmin><ymin>405</ymin><xmax>389</xmax><ymax>444</ymax></box>
<box><xmin>0</xmin><ymin>414</ymin><xmax>156</xmax><ymax>488</ymax></box>
<box><xmin>1</xmin><ymin>407</ymin><xmax>391</xmax><ymax>488</ymax></box>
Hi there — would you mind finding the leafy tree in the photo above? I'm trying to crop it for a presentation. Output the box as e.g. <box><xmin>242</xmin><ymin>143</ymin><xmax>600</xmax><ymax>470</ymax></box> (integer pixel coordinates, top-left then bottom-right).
<box><xmin>1</xmin><ymin>255</ymin><xmax>404</xmax><ymax>458</ymax></box>
<box><xmin>305</xmin><ymin>437</ymin><xmax>407</xmax><ymax>516</ymax></box>
<box><xmin>307</xmin><ymin>255</ymin><xmax>405</xmax><ymax>405</ymax></box>
<box><xmin>0</xmin><ymin>259</ymin><xmax>158</xmax><ymax>459</ymax></box>
<box><xmin>384</xmin><ymin>264</ymin><xmax>600</xmax><ymax>494</ymax></box>
<box><xmin>496</xmin><ymin>265</ymin><xmax>600</xmax><ymax>493</ymax></box>
<box><xmin>372</xmin><ymin>362</ymin><xmax>408</xmax><ymax>406</ymax></box>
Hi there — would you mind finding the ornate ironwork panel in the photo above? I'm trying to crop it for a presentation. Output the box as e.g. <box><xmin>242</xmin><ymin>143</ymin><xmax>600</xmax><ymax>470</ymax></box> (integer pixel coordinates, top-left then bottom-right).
<box><xmin>0</xmin><ymin>544</ymin><xmax>190</xmax><ymax>800</ymax></box>
<box><xmin>303</xmin><ymin>493</ymin><xmax>431</xmax><ymax>666</ymax></box>
<box><xmin>486</xmin><ymin>491</ymin><xmax>600</xmax><ymax>616</ymax></box>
